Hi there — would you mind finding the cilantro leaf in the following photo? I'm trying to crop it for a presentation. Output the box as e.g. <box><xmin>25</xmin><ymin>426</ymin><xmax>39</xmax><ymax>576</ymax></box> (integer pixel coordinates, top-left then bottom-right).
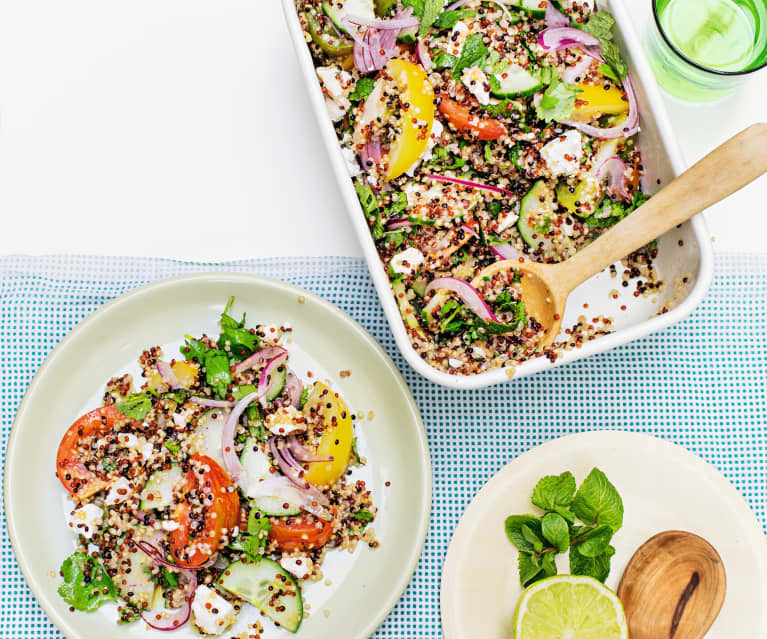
<box><xmin>536</xmin><ymin>81</ymin><xmax>580</xmax><ymax>122</ymax></box>
<box><xmin>181</xmin><ymin>335</ymin><xmax>208</xmax><ymax>363</ymax></box>
<box><xmin>541</xmin><ymin>512</ymin><xmax>570</xmax><ymax>553</ymax></box>
<box><xmin>419</xmin><ymin>0</ymin><xmax>445</xmax><ymax>36</ymax></box>
<box><xmin>228</xmin><ymin>509</ymin><xmax>272</xmax><ymax>561</ymax></box>
<box><xmin>116</xmin><ymin>393</ymin><xmax>153</xmax><ymax>420</ymax></box>
<box><xmin>531</xmin><ymin>471</ymin><xmax>577</xmax><ymax>511</ymax></box>
<box><xmin>452</xmin><ymin>33</ymin><xmax>488</xmax><ymax>80</ymax></box>
<box><xmin>58</xmin><ymin>552</ymin><xmax>117</xmax><ymax>612</ymax></box>
<box><xmin>571</xmin><ymin>468</ymin><xmax>624</xmax><ymax>531</ymax></box>
<box><xmin>203</xmin><ymin>349</ymin><xmax>231</xmax><ymax>399</ymax></box>
<box><xmin>349</xmin><ymin>77</ymin><xmax>376</xmax><ymax>102</ymax></box>
<box><xmin>433</xmin><ymin>9</ymin><xmax>475</xmax><ymax>29</ymax></box>
<box><xmin>569</xmin><ymin>544</ymin><xmax>615</xmax><ymax>582</ymax></box>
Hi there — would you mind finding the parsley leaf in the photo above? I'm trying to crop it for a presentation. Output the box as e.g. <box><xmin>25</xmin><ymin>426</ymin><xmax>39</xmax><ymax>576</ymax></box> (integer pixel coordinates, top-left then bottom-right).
<box><xmin>116</xmin><ymin>393</ymin><xmax>153</xmax><ymax>420</ymax></box>
<box><xmin>164</xmin><ymin>440</ymin><xmax>180</xmax><ymax>455</ymax></box>
<box><xmin>58</xmin><ymin>552</ymin><xmax>117</xmax><ymax>612</ymax></box>
<box><xmin>230</xmin><ymin>509</ymin><xmax>272</xmax><ymax>561</ymax></box>
<box><xmin>452</xmin><ymin>33</ymin><xmax>488</xmax><ymax>80</ymax></box>
<box><xmin>571</xmin><ymin>468</ymin><xmax>624</xmax><ymax>531</ymax></box>
<box><xmin>433</xmin><ymin>8</ymin><xmax>475</xmax><ymax>29</ymax></box>
<box><xmin>349</xmin><ymin>77</ymin><xmax>376</xmax><ymax>102</ymax></box>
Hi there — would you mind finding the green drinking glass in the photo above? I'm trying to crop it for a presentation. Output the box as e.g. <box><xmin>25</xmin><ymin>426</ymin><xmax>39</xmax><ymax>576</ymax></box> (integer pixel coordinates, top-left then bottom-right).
<box><xmin>646</xmin><ymin>0</ymin><xmax>767</xmax><ymax>101</ymax></box>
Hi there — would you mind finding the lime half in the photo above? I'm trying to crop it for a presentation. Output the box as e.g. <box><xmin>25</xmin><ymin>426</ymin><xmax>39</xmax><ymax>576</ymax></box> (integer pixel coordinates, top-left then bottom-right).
<box><xmin>512</xmin><ymin>575</ymin><xmax>628</xmax><ymax>639</ymax></box>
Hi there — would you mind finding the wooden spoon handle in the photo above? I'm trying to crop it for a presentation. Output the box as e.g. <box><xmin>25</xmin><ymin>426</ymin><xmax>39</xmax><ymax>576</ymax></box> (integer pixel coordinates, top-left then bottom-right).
<box><xmin>554</xmin><ymin>123</ymin><xmax>767</xmax><ymax>292</ymax></box>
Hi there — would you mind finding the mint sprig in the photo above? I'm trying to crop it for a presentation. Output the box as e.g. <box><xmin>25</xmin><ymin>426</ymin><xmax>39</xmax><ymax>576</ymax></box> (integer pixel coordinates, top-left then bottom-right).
<box><xmin>504</xmin><ymin>467</ymin><xmax>624</xmax><ymax>587</ymax></box>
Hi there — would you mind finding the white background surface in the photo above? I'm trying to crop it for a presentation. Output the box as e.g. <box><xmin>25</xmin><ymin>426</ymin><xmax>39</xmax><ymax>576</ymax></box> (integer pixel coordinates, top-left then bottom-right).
<box><xmin>0</xmin><ymin>0</ymin><xmax>764</xmax><ymax>260</ymax></box>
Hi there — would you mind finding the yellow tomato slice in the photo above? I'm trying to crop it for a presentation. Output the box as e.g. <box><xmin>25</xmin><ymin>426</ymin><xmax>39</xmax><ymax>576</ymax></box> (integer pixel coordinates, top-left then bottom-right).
<box><xmin>147</xmin><ymin>360</ymin><xmax>199</xmax><ymax>391</ymax></box>
<box><xmin>385</xmin><ymin>59</ymin><xmax>435</xmax><ymax>181</ymax></box>
<box><xmin>570</xmin><ymin>83</ymin><xmax>628</xmax><ymax>122</ymax></box>
<box><xmin>302</xmin><ymin>382</ymin><xmax>353</xmax><ymax>487</ymax></box>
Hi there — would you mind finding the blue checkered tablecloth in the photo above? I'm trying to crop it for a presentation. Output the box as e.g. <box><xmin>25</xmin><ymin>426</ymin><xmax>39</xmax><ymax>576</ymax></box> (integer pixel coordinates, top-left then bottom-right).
<box><xmin>1</xmin><ymin>254</ymin><xmax>765</xmax><ymax>638</ymax></box>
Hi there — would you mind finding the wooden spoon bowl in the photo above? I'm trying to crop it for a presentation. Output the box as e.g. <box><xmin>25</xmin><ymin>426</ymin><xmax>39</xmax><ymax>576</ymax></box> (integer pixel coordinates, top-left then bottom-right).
<box><xmin>617</xmin><ymin>531</ymin><xmax>726</xmax><ymax>639</ymax></box>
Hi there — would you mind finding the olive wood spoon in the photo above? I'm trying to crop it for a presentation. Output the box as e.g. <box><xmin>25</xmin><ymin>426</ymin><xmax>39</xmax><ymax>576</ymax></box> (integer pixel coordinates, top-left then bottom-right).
<box><xmin>617</xmin><ymin>531</ymin><xmax>726</xmax><ymax>639</ymax></box>
<box><xmin>474</xmin><ymin>122</ymin><xmax>767</xmax><ymax>346</ymax></box>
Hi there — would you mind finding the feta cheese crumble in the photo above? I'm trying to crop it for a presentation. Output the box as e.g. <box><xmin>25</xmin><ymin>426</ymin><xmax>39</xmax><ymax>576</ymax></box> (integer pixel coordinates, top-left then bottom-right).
<box><xmin>461</xmin><ymin>66</ymin><xmax>491</xmax><ymax>106</ymax></box>
<box><xmin>191</xmin><ymin>585</ymin><xmax>236</xmax><ymax>636</ymax></box>
<box><xmin>66</xmin><ymin>503</ymin><xmax>103</xmax><ymax>539</ymax></box>
<box><xmin>540</xmin><ymin>130</ymin><xmax>583</xmax><ymax>177</ymax></box>
<box><xmin>280</xmin><ymin>555</ymin><xmax>313</xmax><ymax>579</ymax></box>
<box><xmin>390</xmin><ymin>248</ymin><xmax>425</xmax><ymax>276</ymax></box>
<box><xmin>266</xmin><ymin>405</ymin><xmax>307</xmax><ymax>436</ymax></box>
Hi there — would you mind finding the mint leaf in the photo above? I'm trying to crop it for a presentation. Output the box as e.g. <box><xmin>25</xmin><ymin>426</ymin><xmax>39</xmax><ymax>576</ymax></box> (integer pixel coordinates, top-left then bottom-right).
<box><xmin>116</xmin><ymin>393</ymin><xmax>153</xmax><ymax>420</ymax></box>
<box><xmin>601</xmin><ymin>41</ymin><xmax>628</xmax><ymax>79</ymax></box>
<box><xmin>419</xmin><ymin>0</ymin><xmax>445</xmax><ymax>36</ymax></box>
<box><xmin>536</xmin><ymin>81</ymin><xmax>580</xmax><ymax>122</ymax></box>
<box><xmin>598</xmin><ymin>63</ymin><xmax>621</xmax><ymax>84</ymax></box>
<box><xmin>433</xmin><ymin>9</ymin><xmax>475</xmax><ymax>29</ymax></box>
<box><xmin>541</xmin><ymin>551</ymin><xmax>558</xmax><ymax>577</ymax></box>
<box><xmin>58</xmin><ymin>552</ymin><xmax>117</xmax><ymax>612</ymax></box>
<box><xmin>354</xmin><ymin>508</ymin><xmax>375</xmax><ymax>522</ymax></box>
<box><xmin>452</xmin><ymin>33</ymin><xmax>488</xmax><ymax>80</ymax></box>
<box><xmin>349</xmin><ymin>77</ymin><xmax>376</xmax><ymax>101</ymax></box>
<box><xmin>582</xmin><ymin>10</ymin><xmax>627</xmax><ymax>81</ymax></box>
<box><xmin>433</xmin><ymin>51</ymin><xmax>457</xmax><ymax>69</ymax></box>
<box><xmin>570</xmin><ymin>544</ymin><xmax>615</xmax><ymax>582</ymax></box>
<box><xmin>571</xmin><ymin>468</ymin><xmax>624</xmax><ymax>531</ymax></box>
<box><xmin>518</xmin><ymin>552</ymin><xmax>545</xmax><ymax>587</ymax></box>
<box><xmin>582</xmin><ymin>10</ymin><xmax>615</xmax><ymax>42</ymax></box>
<box><xmin>576</xmin><ymin>524</ymin><xmax>613</xmax><ymax>557</ymax></box>
<box><xmin>505</xmin><ymin>515</ymin><xmax>542</xmax><ymax>553</ymax></box>
<box><xmin>521</xmin><ymin>524</ymin><xmax>544</xmax><ymax>552</ymax></box>
<box><xmin>541</xmin><ymin>512</ymin><xmax>570</xmax><ymax>553</ymax></box>
<box><xmin>531</xmin><ymin>471</ymin><xmax>576</xmax><ymax>511</ymax></box>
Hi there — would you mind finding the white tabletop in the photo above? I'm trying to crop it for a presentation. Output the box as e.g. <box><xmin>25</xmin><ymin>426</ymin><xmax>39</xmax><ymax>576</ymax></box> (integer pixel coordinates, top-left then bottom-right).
<box><xmin>0</xmin><ymin>0</ymin><xmax>764</xmax><ymax>261</ymax></box>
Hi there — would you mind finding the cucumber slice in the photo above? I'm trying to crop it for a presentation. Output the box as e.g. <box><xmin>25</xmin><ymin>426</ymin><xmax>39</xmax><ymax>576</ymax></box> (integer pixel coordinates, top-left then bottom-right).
<box><xmin>397</xmin><ymin>25</ymin><xmax>417</xmax><ymax>43</ymax></box>
<box><xmin>506</xmin><ymin>0</ymin><xmax>546</xmax><ymax>18</ymax></box>
<box><xmin>322</xmin><ymin>0</ymin><xmax>375</xmax><ymax>33</ymax></box>
<box><xmin>556</xmin><ymin>139</ymin><xmax>620</xmax><ymax>218</ymax></box>
<box><xmin>252</xmin><ymin>496</ymin><xmax>303</xmax><ymax>517</ymax></box>
<box><xmin>491</xmin><ymin>64</ymin><xmax>543</xmax><ymax>98</ymax></box>
<box><xmin>189</xmin><ymin>408</ymin><xmax>228</xmax><ymax>468</ymax></box>
<box><xmin>105</xmin><ymin>531</ymin><xmax>155</xmax><ymax>608</ymax></box>
<box><xmin>139</xmin><ymin>465</ymin><xmax>182</xmax><ymax>511</ymax></box>
<box><xmin>241</xmin><ymin>438</ymin><xmax>302</xmax><ymax>515</ymax></box>
<box><xmin>265</xmin><ymin>367</ymin><xmax>287</xmax><ymax>403</ymax></box>
<box><xmin>392</xmin><ymin>279</ymin><xmax>419</xmax><ymax>329</ymax></box>
<box><xmin>218</xmin><ymin>559</ymin><xmax>303</xmax><ymax>633</ymax></box>
<box><xmin>517</xmin><ymin>180</ymin><xmax>574</xmax><ymax>259</ymax></box>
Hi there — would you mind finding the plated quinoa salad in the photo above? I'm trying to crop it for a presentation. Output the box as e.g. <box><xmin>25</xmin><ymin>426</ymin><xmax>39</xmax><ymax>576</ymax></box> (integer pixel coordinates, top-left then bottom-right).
<box><xmin>298</xmin><ymin>0</ymin><xmax>661</xmax><ymax>374</ymax></box>
<box><xmin>55</xmin><ymin>299</ymin><xmax>376</xmax><ymax>635</ymax></box>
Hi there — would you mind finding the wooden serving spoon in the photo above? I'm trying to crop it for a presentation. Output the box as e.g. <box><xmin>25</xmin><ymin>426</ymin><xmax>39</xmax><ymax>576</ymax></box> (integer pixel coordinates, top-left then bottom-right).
<box><xmin>474</xmin><ymin>123</ymin><xmax>767</xmax><ymax>346</ymax></box>
<box><xmin>617</xmin><ymin>531</ymin><xmax>726</xmax><ymax>639</ymax></box>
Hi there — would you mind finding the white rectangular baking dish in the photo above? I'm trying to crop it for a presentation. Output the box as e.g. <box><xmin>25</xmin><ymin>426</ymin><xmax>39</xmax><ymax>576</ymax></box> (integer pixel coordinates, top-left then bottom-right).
<box><xmin>282</xmin><ymin>0</ymin><xmax>714</xmax><ymax>390</ymax></box>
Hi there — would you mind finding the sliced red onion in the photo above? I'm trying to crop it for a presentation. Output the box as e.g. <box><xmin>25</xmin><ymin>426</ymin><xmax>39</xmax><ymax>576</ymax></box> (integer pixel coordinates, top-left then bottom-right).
<box><xmin>485</xmin><ymin>0</ymin><xmax>515</xmax><ymax>24</ymax></box>
<box><xmin>359</xmin><ymin>139</ymin><xmax>382</xmax><ymax>171</ymax></box>
<box><xmin>190</xmin><ymin>397</ymin><xmax>235</xmax><ymax>409</ymax></box>
<box><xmin>233</xmin><ymin>345</ymin><xmax>287</xmax><ymax>375</ymax></box>
<box><xmin>490</xmin><ymin>243</ymin><xmax>523</xmax><ymax>261</ymax></box>
<box><xmin>460</xmin><ymin>223</ymin><xmax>478</xmax><ymax>237</ymax></box>
<box><xmin>221</xmin><ymin>391</ymin><xmax>260</xmax><ymax>486</ymax></box>
<box><xmin>137</xmin><ymin>541</ymin><xmax>197</xmax><ymax>631</ymax></box>
<box><xmin>445</xmin><ymin>0</ymin><xmax>467</xmax><ymax>9</ymax></box>
<box><xmin>424</xmin><ymin>173</ymin><xmax>512</xmax><ymax>196</ymax></box>
<box><xmin>425</xmin><ymin>277</ymin><xmax>498</xmax><ymax>322</ymax></box>
<box><xmin>545</xmin><ymin>0</ymin><xmax>571</xmax><ymax>27</ymax></box>
<box><xmin>257</xmin><ymin>352</ymin><xmax>289</xmax><ymax>408</ymax></box>
<box><xmin>344</xmin><ymin>9</ymin><xmax>416</xmax><ymax>72</ymax></box>
<box><xmin>386</xmin><ymin>218</ymin><xmax>413</xmax><ymax>230</ymax></box>
<box><xmin>287</xmin><ymin>435</ymin><xmax>334</xmax><ymax>463</ymax></box>
<box><xmin>285</xmin><ymin>371</ymin><xmax>303</xmax><ymax>409</ymax></box>
<box><xmin>562</xmin><ymin>74</ymin><xmax>639</xmax><ymax>139</ymax></box>
<box><xmin>246</xmin><ymin>474</ymin><xmax>326</xmax><ymax>518</ymax></box>
<box><xmin>343</xmin><ymin>8</ymin><xmax>419</xmax><ymax>30</ymax></box>
<box><xmin>416</xmin><ymin>39</ymin><xmax>433</xmax><ymax>72</ymax></box>
<box><xmin>562</xmin><ymin>54</ymin><xmax>594</xmax><ymax>84</ymax></box>
<box><xmin>538</xmin><ymin>26</ymin><xmax>600</xmax><ymax>51</ymax></box>
<box><xmin>596</xmin><ymin>156</ymin><xmax>632</xmax><ymax>202</ymax></box>
<box><xmin>156</xmin><ymin>361</ymin><xmax>181</xmax><ymax>390</ymax></box>
<box><xmin>268</xmin><ymin>437</ymin><xmax>330</xmax><ymax>505</ymax></box>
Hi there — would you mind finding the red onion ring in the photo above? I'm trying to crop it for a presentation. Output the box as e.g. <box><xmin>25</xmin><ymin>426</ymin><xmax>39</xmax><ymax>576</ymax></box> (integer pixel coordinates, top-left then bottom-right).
<box><xmin>221</xmin><ymin>391</ymin><xmax>259</xmax><ymax>487</ymax></box>
<box><xmin>562</xmin><ymin>54</ymin><xmax>594</xmax><ymax>84</ymax></box>
<box><xmin>343</xmin><ymin>9</ymin><xmax>418</xmax><ymax>30</ymax></box>
<box><xmin>233</xmin><ymin>346</ymin><xmax>287</xmax><ymax>375</ymax></box>
<box><xmin>596</xmin><ymin>155</ymin><xmax>632</xmax><ymax>202</ymax></box>
<box><xmin>285</xmin><ymin>371</ymin><xmax>303</xmax><ymax>409</ymax></box>
<box><xmin>268</xmin><ymin>437</ymin><xmax>330</xmax><ymax>506</ymax></box>
<box><xmin>416</xmin><ymin>39</ymin><xmax>433</xmax><ymax>72</ymax></box>
<box><xmin>423</xmin><ymin>174</ymin><xmax>512</xmax><ymax>196</ymax></box>
<box><xmin>537</xmin><ymin>26</ymin><xmax>600</xmax><ymax>51</ymax></box>
<box><xmin>360</xmin><ymin>139</ymin><xmax>382</xmax><ymax>171</ymax></box>
<box><xmin>445</xmin><ymin>0</ymin><xmax>467</xmax><ymax>9</ymax></box>
<box><xmin>257</xmin><ymin>352</ymin><xmax>289</xmax><ymax>408</ymax></box>
<box><xmin>545</xmin><ymin>0</ymin><xmax>571</xmax><ymax>27</ymax></box>
<box><xmin>562</xmin><ymin>74</ymin><xmax>639</xmax><ymax>139</ymax></box>
<box><xmin>490</xmin><ymin>243</ymin><xmax>523</xmax><ymax>261</ymax></box>
<box><xmin>425</xmin><ymin>277</ymin><xmax>498</xmax><ymax>322</ymax></box>
<box><xmin>156</xmin><ymin>361</ymin><xmax>181</xmax><ymax>390</ymax></box>
<box><xmin>190</xmin><ymin>397</ymin><xmax>235</xmax><ymax>408</ymax></box>
<box><xmin>287</xmin><ymin>435</ymin><xmax>334</xmax><ymax>463</ymax></box>
<box><xmin>386</xmin><ymin>218</ymin><xmax>413</xmax><ymax>230</ymax></box>
<box><xmin>246</xmin><ymin>474</ymin><xmax>326</xmax><ymax>518</ymax></box>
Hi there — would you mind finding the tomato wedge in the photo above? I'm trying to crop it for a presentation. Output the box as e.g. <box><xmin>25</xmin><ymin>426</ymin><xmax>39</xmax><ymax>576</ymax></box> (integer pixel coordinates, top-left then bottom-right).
<box><xmin>438</xmin><ymin>97</ymin><xmax>507</xmax><ymax>141</ymax></box>
<box><xmin>56</xmin><ymin>405</ymin><xmax>132</xmax><ymax>500</ymax></box>
<box><xmin>268</xmin><ymin>512</ymin><xmax>335</xmax><ymax>552</ymax></box>
<box><xmin>169</xmin><ymin>454</ymin><xmax>240</xmax><ymax>568</ymax></box>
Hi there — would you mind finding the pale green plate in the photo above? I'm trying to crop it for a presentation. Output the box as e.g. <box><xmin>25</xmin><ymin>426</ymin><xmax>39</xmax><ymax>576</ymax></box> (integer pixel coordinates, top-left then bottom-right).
<box><xmin>4</xmin><ymin>273</ymin><xmax>431</xmax><ymax>639</ymax></box>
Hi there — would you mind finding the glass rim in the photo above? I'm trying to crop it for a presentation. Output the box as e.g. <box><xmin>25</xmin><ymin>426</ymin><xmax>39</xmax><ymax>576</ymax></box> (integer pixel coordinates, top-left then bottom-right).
<box><xmin>652</xmin><ymin>0</ymin><xmax>767</xmax><ymax>77</ymax></box>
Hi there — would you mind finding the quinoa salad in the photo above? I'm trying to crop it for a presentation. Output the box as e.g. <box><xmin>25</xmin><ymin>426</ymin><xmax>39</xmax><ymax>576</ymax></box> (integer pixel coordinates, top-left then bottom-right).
<box><xmin>55</xmin><ymin>298</ymin><xmax>376</xmax><ymax>635</ymax></box>
<box><xmin>298</xmin><ymin>0</ymin><xmax>662</xmax><ymax>374</ymax></box>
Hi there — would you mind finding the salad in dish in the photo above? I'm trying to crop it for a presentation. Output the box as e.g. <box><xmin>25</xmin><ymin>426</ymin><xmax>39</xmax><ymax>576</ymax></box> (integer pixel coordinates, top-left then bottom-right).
<box><xmin>55</xmin><ymin>299</ymin><xmax>376</xmax><ymax>635</ymax></box>
<box><xmin>298</xmin><ymin>0</ymin><xmax>661</xmax><ymax>375</ymax></box>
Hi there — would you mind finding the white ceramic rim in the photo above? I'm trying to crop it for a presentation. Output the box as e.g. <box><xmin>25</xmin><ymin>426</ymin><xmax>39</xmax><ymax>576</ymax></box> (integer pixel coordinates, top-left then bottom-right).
<box><xmin>280</xmin><ymin>0</ymin><xmax>714</xmax><ymax>390</ymax></box>
<box><xmin>3</xmin><ymin>272</ymin><xmax>432</xmax><ymax>639</ymax></box>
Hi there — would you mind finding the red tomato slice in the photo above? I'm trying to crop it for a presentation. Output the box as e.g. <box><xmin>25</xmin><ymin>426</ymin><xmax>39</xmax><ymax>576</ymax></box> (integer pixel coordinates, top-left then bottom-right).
<box><xmin>438</xmin><ymin>97</ymin><xmax>507</xmax><ymax>141</ymax></box>
<box><xmin>268</xmin><ymin>512</ymin><xmax>335</xmax><ymax>552</ymax></box>
<box><xmin>56</xmin><ymin>405</ymin><xmax>131</xmax><ymax>499</ymax></box>
<box><xmin>169</xmin><ymin>454</ymin><xmax>240</xmax><ymax>568</ymax></box>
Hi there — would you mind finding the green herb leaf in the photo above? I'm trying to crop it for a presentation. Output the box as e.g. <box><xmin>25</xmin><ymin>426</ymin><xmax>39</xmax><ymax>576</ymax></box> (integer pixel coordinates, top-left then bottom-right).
<box><xmin>571</xmin><ymin>468</ymin><xmax>624</xmax><ymax>531</ymax></box>
<box><xmin>531</xmin><ymin>471</ymin><xmax>577</xmax><ymax>511</ymax></box>
<box><xmin>219</xmin><ymin>297</ymin><xmax>259</xmax><ymax>360</ymax></box>
<box><xmin>582</xmin><ymin>10</ymin><xmax>615</xmax><ymax>42</ymax></box>
<box><xmin>541</xmin><ymin>551</ymin><xmax>558</xmax><ymax>577</ymax></box>
<box><xmin>118</xmin><ymin>602</ymin><xmax>142</xmax><ymax>624</ymax></box>
<box><xmin>402</xmin><ymin>0</ymin><xmax>425</xmax><ymax>18</ymax></box>
<box><xmin>419</xmin><ymin>0</ymin><xmax>445</xmax><ymax>35</ymax></box>
<box><xmin>181</xmin><ymin>335</ymin><xmax>209</xmax><ymax>363</ymax></box>
<box><xmin>505</xmin><ymin>515</ymin><xmax>543</xmax><ymax>553</ymax></box>
<box><xmin>247</xmin><ymin>509</ymin><xmax>272</xmax><ymax>537</ymax></box>
<box><xmin>349</xmin><ymin>77</ymin><xmax>376</xmax><ymax>101</ymax></box>
<box><xmin>299</xmin><ymin>387</ymin><xmax>310</xmax><ymax>409</ymax></box>
<box><xmin>432</xmin><ymin>51</ymin><xmax>457</xmax><ymax>69</ymax></box>
<box><xmin>164</xmin><ymin>440</ymin><xmax>180</xmax><ymax>455</ymax></box>
<box><xmin>58</xmin><ymin>552</ymin><xmax>117</xmax><ymax>612</ymax></box>
<box><xmin>521</xmin><ymin>523</ymin><xmax>544</xmax><ymax>553</ymax></box>
<box><xmin>576</xmin><ymin>524</ymin><xmax>614</xmax><ymax>557</ymax></box>
<box><xmin>355</xmin><ymin>178</ymin><xmax>383</xmax><ymax>240</ymax></box>
<box><xmin>433</xmin><ymin>9</ymin><xmax>475</xmax><ymax>29</ymax></box>
<box><xmin>598</xmin><ymin>62</ymin><xmax>621</xmax><ymax>84</ymax></box>
<box><xmin>116</xmin><ymin>393</ymin><xmax>153</xmax><ymax>420</ymax></box>
<box><xmin>203</xmin><ymin>349</ymin><xmax>232</xmax><ymax>399</ymax></box>
<box><xmin>518</xmin><ymin>551</ymin><xmax>545</xmax><ymax>587</ymax></box>
<box><xmin>536</xmin><ymin>81</ymin><xmax>580</xmax><ymax>122</ymax></box>
<box><xmin>452</xmin><ymin>33</ymin><xmax>488</xmax><ymax>80</ymax></box>
<box><xmin>351</xmin><ymin>436</ymin><xmax>364</xmax><ymax>465</ymax></box>
<box><xmin>569</xmin><ymin>544</ymin><xmax>615</xmax><ymax>582</ymax></box>
<box><xmin>541</xmin><ymin>512</ymin><xmax>570</xmax><ymax>553</ymax></box>
<box><xmin>160</xmin><ymin>567</ymin><xmax>179</xmax><ymax>589</ymax></box>
<box><xmin>354</xmin><ymin>508</ymin><xmax>375</xmax><ymax>522</ymax></box>
<box><xmin>582</xmin><ymin>11</ymin><xmax>627</xmax><ymax>81</ymax></box>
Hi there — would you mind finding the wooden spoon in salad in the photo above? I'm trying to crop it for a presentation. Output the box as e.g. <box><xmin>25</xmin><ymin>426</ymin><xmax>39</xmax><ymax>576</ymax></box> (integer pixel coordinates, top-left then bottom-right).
<box><xmin>475</xmin><ymin>122</ymin><xmax>767</xmax><ymax>347</ymax></box>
